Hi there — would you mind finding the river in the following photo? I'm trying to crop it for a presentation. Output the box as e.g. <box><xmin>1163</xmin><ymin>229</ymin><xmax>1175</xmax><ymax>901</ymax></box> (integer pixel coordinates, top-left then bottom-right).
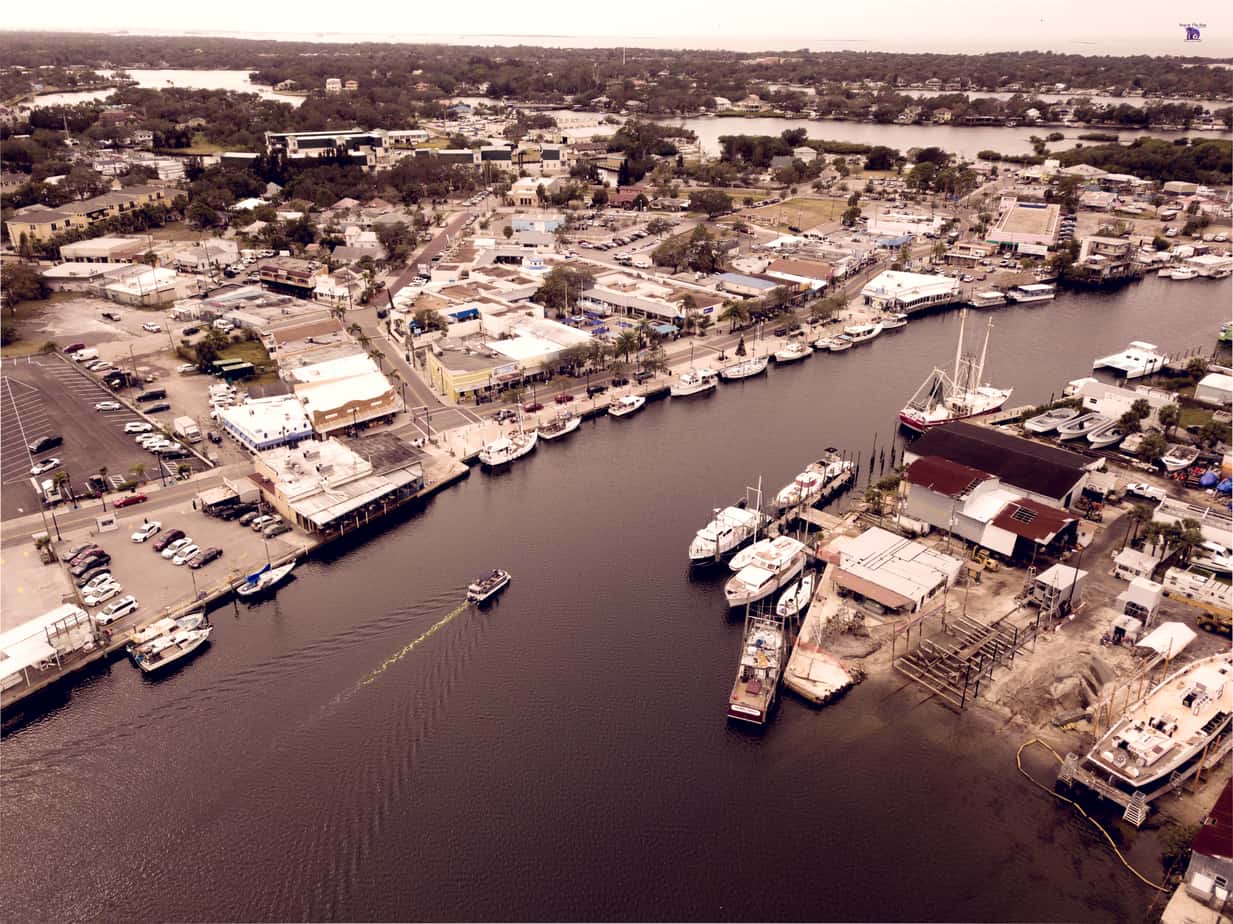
<box><xmin>3</xmin><ymin>274</ymin><xmax>1227</xmax><ymax>920</ymax></box>
<box><xmin>25</xmin><ymin>68</ymin><xmax>304</xmax><ymax>108</ymax></box>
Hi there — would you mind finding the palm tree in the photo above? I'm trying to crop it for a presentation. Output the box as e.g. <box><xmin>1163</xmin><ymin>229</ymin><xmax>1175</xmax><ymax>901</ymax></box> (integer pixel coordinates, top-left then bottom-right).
<box><xmin>1140</xmin><ymin>521</ymin><xmax>1167</xmax><ymax>558</ymax></box>
<box><xmin>719</xmin><ymin>299</ymin><xmax>748</xmax><ymax>333</ymax></box>
<box><xmin>128</xmin><ymin>463</ymin><xmax>146</xmax><ymax>484</ymax></box>
<box><xmin>1171</xmin><ymin>518</ymin><xmax>1206</xmax><ymax>564</ymax></box>
<box><xmin>1123</xmin><ymin>502</ymin><xmax>1155</xmax><ymax>549</ymax></box>
<box><xmin>863</xmin><ymin>485</ymin><xmax>885</xmax><ymax>518</ymax></box>
<box><xmin>636</xmin><ymin>318</ymin><xmax>655</xmax><ymax>349</ymax></box>
<box><xmin>1157</xmin><ymin>403</ymin><xmax>1181</xmax><ymax>439</ymax></box>
<box><xmin>614</xmin><ymin>329</ymin><xmax>639</xmax><ymax>362</ymax></box>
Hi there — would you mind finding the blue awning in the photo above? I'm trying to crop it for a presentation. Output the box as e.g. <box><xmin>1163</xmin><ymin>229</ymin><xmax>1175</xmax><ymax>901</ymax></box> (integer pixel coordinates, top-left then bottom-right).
<box><xmin>652</xmin><ymin>322</ymin><xmax>679</xmax><ymax>335</ymax></box>
<box><xmin>449</xmin><ymin>307</ymin><xmax>480</xmax><ymax>321</ymax></box>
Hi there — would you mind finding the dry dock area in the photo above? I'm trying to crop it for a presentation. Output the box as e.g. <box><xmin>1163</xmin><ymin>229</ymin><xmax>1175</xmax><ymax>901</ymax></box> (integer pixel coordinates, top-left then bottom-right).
<box><xmin>783</xmin><ymin>565</ymin><xmax>859</xmax><ymax>704</ymax></box>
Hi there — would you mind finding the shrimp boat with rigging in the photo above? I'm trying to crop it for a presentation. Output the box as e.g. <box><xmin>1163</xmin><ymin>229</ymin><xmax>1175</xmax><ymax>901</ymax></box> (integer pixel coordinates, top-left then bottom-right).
<box><xmin>898</xmin><ymin>310</ymin><xmax>1012</xmax><ymax>432</ymax></box>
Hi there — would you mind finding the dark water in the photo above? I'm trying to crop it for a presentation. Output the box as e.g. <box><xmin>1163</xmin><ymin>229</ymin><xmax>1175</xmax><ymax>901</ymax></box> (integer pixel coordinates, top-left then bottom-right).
<box><xmin>3</xmin><ymin>276</ymin><xmax>1228</xmax><ymax>922</ymax></box>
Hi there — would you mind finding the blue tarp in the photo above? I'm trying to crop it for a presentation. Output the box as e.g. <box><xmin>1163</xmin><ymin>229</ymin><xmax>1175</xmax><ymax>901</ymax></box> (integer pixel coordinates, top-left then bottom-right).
<box><xmin>877</xmin><ymin>234</ymin><xmax>914</xmax><ymax>248</ymax></box>
<box><xmin>449</xmin><ymin>307</ymin><xmax>480</xmax><ymax>321</ymax></box>
<box><xmin>652</xmin><ymin>322</ymin><xmax>679</xmax><ymax>335</ymax></box>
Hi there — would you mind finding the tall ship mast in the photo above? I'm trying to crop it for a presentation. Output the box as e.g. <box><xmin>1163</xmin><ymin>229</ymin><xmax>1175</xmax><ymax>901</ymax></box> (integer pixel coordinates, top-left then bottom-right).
<box><xmin>898</xmin><ymin>310</ymin><xmax>1012</xmax><ymax>432</ymax></box>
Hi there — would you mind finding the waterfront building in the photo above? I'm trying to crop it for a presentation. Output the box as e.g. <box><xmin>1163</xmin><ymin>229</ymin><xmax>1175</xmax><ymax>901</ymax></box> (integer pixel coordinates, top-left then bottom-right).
<box><xmin>986</xmin><ymin>198</ymin><xmax>1061</xmax><ymax>255</ymax></box>
<box><xmin>1194</xmin><ymin>373</ymin><xmax>1233</xmax><ymax>408</ymax></box>
<box><xmin>860</xmin><ymin>270</ymin><xmax>961</xmax><ymax>314</ymax></box>
<box><xmin>818</xmin><ymin>526</ymin><xmax>962</xmax><ymax>617</ymax></box>
<box><xmin>220</xmin><ymin>395</ymin><xmax>314</xmax><ymax>453</ymax></box>
<box><xmin>0</xmin><ymin>605</ymin><xmax>94</xmax><ymax>694</ymax></box>
<box><xmin>288</xmin><ymin>353</ymin><xmax>403</xmax><ymax>435</ymax></box>
<box><xmin>1073</xmin><ymin>379</ymin><xmax>1174</xmax><ymax>423</ymax></box>
<box><xmin>904</xmin><ymin>421</ymin><xmax>1090</xmax><ymax>507</ymax></box>
<box><xmin>1161</xmin><ymin>780</ymin><xmax>1233</xmax><ymax>923</ymax></box>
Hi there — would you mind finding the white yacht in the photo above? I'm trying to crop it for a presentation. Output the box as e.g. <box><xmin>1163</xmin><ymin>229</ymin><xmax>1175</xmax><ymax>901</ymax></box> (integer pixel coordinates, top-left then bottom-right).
<box><xmin>467</xmin><ymin>569</ymin><xmax>512</xmax><ymax>603</ymax></box>
<box><xmin>724</xmin><ymin>536</ymin><xmax>807</xmax><ymax>607</ymax></box>
<box><xmin>608</xmin><ymin>394</ymin><xmax>646</xmax><ymax>418</ymax></box>
<box><xmin>1093</xmin><ymin>341</ymin><xmax>1167</xmax><ymax>379</ymax></box>
<box><xmin>1160</xmin><ymin>444</ymin><xmax>1200</xmax><ymax>473</ymax></box>
<box><xmin>126</xmin><ymin>613</ymin><xmax>205</xmax><ymax>656</ymax></box>
<box><xmin>969</xmin><ymin>290</ymin><xmax>1006</xmax><ymax>309</ymax></box>
<box><xmin>775</xmin><ymin>571</ymin><xmax>816</xmax><ymax>619</ymax></box>
<box><xmin>538</xmin><ymin>413</ymin><xmax>581</xmax><ymax>440</ymax></box>
<box><xmin>1075</xmin><ymin>651</ymin><xmax>1232</xmax><ymax>800</ymax></box>
<box><xmin>814</xmin><ymin>336</ymin><xmax>852</xmax><ymax>352</ymax></box>
<box><xmin>1168</xmin><ymin>267</ymin><xmax>1199</xmax><ymax>281</ymax></box>
<box><xmin>670</xmin><ymin>367</ymin><xmax>719</xmax><ymax>397</ymax></box>
<box><xmin>479</xmin><ymin>429</ymin><xmax>538</xmax><ymax>467</ymax></box>
<box><xmin>878</xmin><ymin>313</ymin><xmax>908</xmax><ymax>330</ymax></box>
<box><xmin>773</xmin><ymin>452</ymin><xmax>853</xmax><ymax>511</ymax></box>
<box><xmin>720</xmin><ymin>354</ymin><xmax>769</xmax><ymax>380</ymax></box>
<box><xmin>1006</xmin><ymin>283</ymin><xmax>1056</xmax><ymax>303</ymax></box>
<box><xmin>773</xmin><ymin>341</ymin><xmax>812</xmax><ymax>364</ymax></box>
<box><xmin>688</xmin><ymin>506</ymin><xmax>767</xmax><ymax>566</ymax></box>
<box><xmin>134</xmin><ymin>626</ymin><xmax>213</xmax><ymax>674</ymax></box>
<box><xmin>842</xmin><ymin>322</ymin><xmax>883</xmax><ymax>344</ymax></box>
<box><xmin>898</xmin><ymin>311</ymin><xmax>1012</xmax><ymax>432</ymax></box>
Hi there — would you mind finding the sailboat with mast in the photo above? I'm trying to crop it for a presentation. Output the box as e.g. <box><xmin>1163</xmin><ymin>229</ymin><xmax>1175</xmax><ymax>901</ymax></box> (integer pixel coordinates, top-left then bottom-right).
<box><xmin>898</xmin><ymin>310</ymin><xmax>1012</xmax><ymax>432</ymax></box>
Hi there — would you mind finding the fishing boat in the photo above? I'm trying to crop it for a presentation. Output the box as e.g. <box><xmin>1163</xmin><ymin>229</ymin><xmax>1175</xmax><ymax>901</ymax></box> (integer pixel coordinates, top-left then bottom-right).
<box><xmin>720</xmin><ymin>354</ymin><xmax>769</xmax><ymax>380</ymax></box>
<box><xmin>1073</xmin><ymin>651</ymin><xmax>1232</xmax><ymax>801</ymax></box>
<box><xmin>842</xmin><ymin>321</ymin><xmax>883</xmax><ymax>344</ymax></box>
<box><xmin>775</xmin><ymin>571</ymin><xmax>816</xmax><ymax>619</ymax></box>
<box><xmin>878</xmin><ymin>313</ymin><xmax>908</xmax><ymax>330</ymax></box>
<box><xmin>724</xmin><ymin>536</ymin><xmax>807</xmax><ymax>607</ymax></box>
<box><xmin>1168</xmin><ymin>267</ymin><xmax>1198</xmax><ymax>281</ymax></box>
<box><xmin>538</xmin><ymin>413</ymin><xmax>581</xmax><ymax>440</ymax></box>
<box><xmin>727</xmin><ymin>613</ymin><xmax>786</xmax><ymax>725</ymax></box>
<box><xmin>1093</xmin><ymin>341</ymin><xmax>1167</xmax><ymax>379</ymax></box>
<box><xmin>898</xmin><ymin>311</ymin><xmax>1012</xmax><ymax>432</ymax></box>
<box><xmin>1086</xmin><ymin>419</ymin><xmax>1127</xmax><ymax>449</ymax></box>
<box><xmin>773</xmin><ymin>452</ymin><xmax>852</xmax><ymax>511</ymax></box>
<box><xmin>1006</xmin><ymin>283</ymin><xmax>1055</xmax><ymax>303</ymax></box>
<box><xmin>1056</xmin><ymin>412</ymin><xmax>1111</xmax><ymax>441</ymax></box>
<box><xmin>479</xmin><ymin>428</ymin><xmax>538</xmax><ymax>467</ymax></box>
<box><xmin>1157</xmin><ymin>266</ymin><xmax>1175</xmax><ymax>278</ymax></box>
<box><xmin>670</xmin><ymin>366</ymin><xmax>719</xmax><ymax>397</ymax></box>
<box><xmin>688</xmin><ymin>505</ymin><xmax>767</xmax><ymax>566</ymax></box>
<box><xmin>814</xmin><ymin>336</ymin><xmax>852</xmax><ymax>352</ymax></box>
<box><xmin>126</xmin><ymin>612</ymin><xmax>205</xmax><ymax>655</ymax></box>
<box><xmin>235</xmin><ymin>561</ymin><xmax>296</xmax><ymax>598</ymax></box>
<box><xmin>773</xmin><ymin>341</ymin><xmax>812</xmax><ymax>363</ymax></box>
<box><xmin>134</xmin><ymin>626</ymin><xmax>213</xmax><ymax>674</ymax></box>
<box><xmin>607</xmin><ymin>394</ymin><xmax>646</xmax><ymax>418</ymax></box>
<box><xmin>1024</xmin><ymin>406</ymin><xmax>1082</xmax><ymax>434</ymax></box>
<box><xmin>969</xmin><ymin>290</ymin><xmax>1006</xmax><ymax>309</ymax></box>
<box><xmin>466</xmin><ymin>569</ymin><xmax>511</xmax><ymax>603</ymax></box>
<box><xmin>1161</xmin><ymin>444</ymin><xmax>1201</xmax><ymax>473</ymax></box>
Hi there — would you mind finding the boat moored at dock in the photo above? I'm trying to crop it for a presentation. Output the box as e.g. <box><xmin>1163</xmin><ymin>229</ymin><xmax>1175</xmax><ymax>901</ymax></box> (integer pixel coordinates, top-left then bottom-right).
<box><xmin>607</xmin><ymin>394</ymin><xmax>646</xmax><ymax>418</ymax></box>
<box><xmin>670</xmin><ymin>367</ymin><xmax>719</xmax><ymax>397</ymax></box>
<box><xmin>479</xmin><ymin>429</ymin><xmax>538</xmax><ymax>467</ymax></box>
<box><xmin>773</xmin><ymin>341</ymin><xmax>812</xmax><ymax>363</ymax></box>
<box><xmin>772</xmin><ymin>451</ymin><xmax>853</xmax><ymax>511</ymax></box>
<box><xmin>775</xmin><ymin>571</ymin><xmax>815</xmax><ymax>619</ymax></box>
<box><xmin>720</xmin><ymin>354</ymin><xmax>769</xmax><ymax>381</ymax></box>
<box><xmin>724</xmin><ymin>536</ymin><xmax>807</xmax><ymax>608</ymax></box>
<box><xmin>538</xmin><ymin>413</ymin><xmax>581</xmax><ymax>440</ymax></box>
<box><xmin>969</xmin><ymin>290</ymin><xmax>1006</xmax><ymax>309</ymax></box>
<box><xmin>688</xmin><ymin>505</ymin><xmax>768</xmax><ymax>566</ymax></box>
<box><xmin>842</xmin><ymin>322</ymin><xmax>883</xmax><ymax>344</ymax></box>
<box><xmin>235</xmin><ymin>562</ymin><xmax>295</xmax><ymax>598</ymax></box>
<box><xmin>878</xmin><ymin>313</ymin><xmax>908</xmax><ymax>330</ymax></box>
<box><xmin>727</xmin><ymin>613</ymin><xmax>786</xmax><ymax>725</ymax></box>
<box><xmin>134</xmin><ymin>626</ymin><xmax>213</xmax><ymax>674</ymax></box>
<box><xmin>898</xmin><ymin>310</ymin><xmax>1011</xmax><ymax>432</ymax></box>
<box><xmin>1006</xmin><ymin>283</ymin><xmax>1056</xmax><ymax>303</ymax></box>
<box><xmin>1092</xmin><ymin>341</ymin><xmax>1167</xmax><ymax>379</ymax></box>
<box><xmin>814</xmin><ymin>336</ymin><xmax>852</xmax><ymax>352</ymax></box>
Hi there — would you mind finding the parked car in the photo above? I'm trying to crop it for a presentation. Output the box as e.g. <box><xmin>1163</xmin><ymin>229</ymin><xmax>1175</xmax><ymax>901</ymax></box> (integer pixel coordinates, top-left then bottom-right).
<box><xmin>145</xmin><ymin>403</ymin><xmax>172</xmax><ymax>413</ymax></box>
<box><xmin>83</xmin><ymin>582</ymin><xmax>122</xmax><ymax>607</ymax></box>
<box><xmin>172</xmin><ymin>544</ymin><xmax>200</xmax><ymax>566</ymax></box>
<box><xmin>554</xmin><ymin>393</ymin><xmax>575</xmax><ymax>404</ymax></box>
<box><xmin>177</xmin><ymin>363</ymin><xmax>200</xmax><ymax>374</ymax></box>
<box><xmin>634</xmin><ymin>369</ymin><xmax>654</xmax><ymax>383</ymax></box>
<box><xmin>75</xmin><ymin>565</ymin><xmax>112</xmax><ymax>588</ymax></box>
<box><xmin>1123</xmin><ymin>482</ymin><xmax>1167</xmax><ymax>502</ymax></box>
<box><xmin>250</xmin><ymin>515</ymin><xmax>276</xmax><ymax>532</ymax></box>
<box><xmin>94</xmin><ymin>401</ymin><xmax>122</xmax><ymax>411</ymax></box>
<box><xmin>218</xmin><ymin>503</ymin><xmax>257</xmax><ymax>522</ymax></box>
<box><xmin>28</xmin><ymin>434</ymin><xmax>63</xmax><ymax>454</ymax></box>
<box><xmin>114</xmin><ymin>493</ymin><xmax>148</xmax><ymax>509</ymax></box>
<box><xmin>30</xmin><ymin>457</ymin><xmax>61</xmax><ymax>476</ymax></box>
<box><xmin>152</xmin><ymin>529</ymin><xmax>185</xmax><ymax>552</ymax></box>
<box><xmin>161</xmin><ymin>538</ymin><xmax>193</xmax><ymax>560</ymax></box>
<box><xmin>181</xmin><ymin>326</ymin><xmax>201</xmax><ymax>336</ymax></box>
<box><xmin>523</xmin><ymin>401</ymin><xmax>544</xmax><ymax>412</ymax></box>
<box><xmin>81</xmin><ymin>572</ymin><xmax>116</xmax><ymax>593</ymax></box>
<box><xmin>131</xmin><ymin>521</ymin><xmax>162</xmax><ymax>543</ymax></box>
<box><xmin>586</xmin><ymin>384</ymin><xmax>608</xmax><ymax>396</ymax></box>
<box><xmin>207</xmin><ymin>430</ymin><xmax>222</xmax><ymax>444</ymax></box>
<box><xmin>188</xmin><ymin>547</ymin><xmax>223</xmax><ymax>569</ymax></box>
<box><xmin>124</xmin><ymin>421</ymin><xmax>154</xmax><ymax>434</ymax></box>
<box><xmin>63</xmin><ymin>342</ymin><xmax>85</xmax><ymax>354</ymax></box>
<box><xmin>238</xmin><ymin>509</ymin><xmax>265</xmax><ymax>526</ymax></box>
<box><xmin>610</xmin><ymin>376</ymin><xmax>629</xmax><ymax>387</ymax></box>
<box><xmin>263</xmin><ymin>522</ymin><xmax>292</xmax><ymax>539</ymax></box>
<box><xmin>68</xmin><ymin>545</ymin><xmax>104</xmax><ymax>567</ymax></box>
<box><xmin>96</xmin><ymin>595</ymin><xmax>138</xmax><ymax>624</ymax></box>
<box><xmin>70</xmin><ymin>553</ymin><xmax>111</xmax><ymax>577</ymax></box>
<box><xmin>142</xmin><ymin>322</ymin><xmax>162</xmax><ymax>333</ymax></box>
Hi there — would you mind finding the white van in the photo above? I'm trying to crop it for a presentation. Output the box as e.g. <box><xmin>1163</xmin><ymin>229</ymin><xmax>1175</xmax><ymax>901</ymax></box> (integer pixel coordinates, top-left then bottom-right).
<box><xmin>71</xmin><ymin>348</ymin><xmax>99</xmax><ymax>363</ymax></box>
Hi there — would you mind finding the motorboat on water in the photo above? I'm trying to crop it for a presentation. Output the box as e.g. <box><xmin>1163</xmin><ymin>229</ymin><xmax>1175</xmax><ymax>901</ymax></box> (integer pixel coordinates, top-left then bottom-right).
<box><xmin>775</xmin><ymin>571</ymin><xmax>816</xmax><ymax>619</ymax></box>
<box><xmin>134</xmin><ymin>626</ymin><xmax>213</xmax><ymax>674</ymax></box>
<box><xmin>1024</xmin><ymin>406</ymin><xmax>1082</xmax><ymax>434</ymax></box>
<box><xmin>608</xmin><ymin>394</ymin><xmax>646</xmax><ymax>418</ymax></box>
<box><xmin>720</xmin><ymin>354</ymin><xmax>769</xmax><ymax>380</ymax></box>
<box><xmin>772</xmin><ymin>452</ymin><xmax>853</xmax><ymax>511</ymax></box>
<box><xmin>1168</xmin><ymin>267</ymin><xmax>1199</xmax><ymax>281</ymax></box>
<box><xmin>236</xmin><ymin>561</ymin><xmax>295</xmax><ymax>598</ymax></box>
<box><xmin>878</xmin><ymin>313</ymin><xmax>908</xmax><ymax>330</ymax></box>
<box><xmin>479</xmin><ymin>429</ymin><xmax>538</xmax><ymax>467</ymax></box>
<box><xmin>842</xmin><ymin>322</ymin><xmax>883</xmax><ymax>344</ymax></box>
<box><xmin>689</xmin><ymin>505</ymin><xmax>768</xmax><ymax>566</ymax></box>
<box><xmin>724</xmin><ymin>536</ymin><xmax>807</xmax><ymax>607</ymax></box>
<box><xmin>1006</xmin><ymin>283</ymin><xmax>1055</xmax><ymax>303</ymax></box>
<box><xmin>1086</xmin><ymin>419</ymin><xmax>1127</xmax><ymax>449</ymax></box>
<box><xmin>1056</xmin><ymin>412</ymin><xmax>1111</xmax><ymax>441</ymax></box>
<box><xmin>467</xmin><ymin>569</ymin><xmax>511</xmax><ymax>603</ymax></box>
<box><xmin>969</xmin><ymin>290</ymin><xmax>1006</xmax><ymax>309</ymax></box>
<box><xmin>1072</xmin><ymin>651</ymin><xmax>1232</xmax><ymax>802</ymax></box>
<box><xmin>898</xmin><ymin>311</ymin><xmax>1012</xmax><ymax>432</ymax></box>
<box><xmin>730</xmin><ymin>537</ymin><xmax>772</xmax><ymax>572</ymax></box>
<box><xmin>1093</xmin><ymin>341</ymin><xmax>1167</xmax><ymax>379</ymax></box>
<box><xmin>773</xmin><ymin>341</ymin><xmax>812</xmax><ymax>363</ymax></box>
<box><xmin>1161</xmin><ymin>444</ymin><xmax>1200</xmax><ymax>473</ymax></box>
<box><xmin>728</xmin><ymin>613</ymin><xmax>786</xmax><ymax>725</ymax></box>
<box><xmin>539</xmin><ymin>413</ymin><xmax>581</xmax><ymax>440</ymax></box>
<box><xmin>815</xmin><ymin>336</ymin><xmax>852</xmax><ymax>352</ymax></box>
<box><xmin>670</xmin><ymin>366</ymin><xmax>719</xmax><ymax>397</ymax></box>
<box><xmin>126</xmin><ymin>612</ymin><xmax>205</xmax><ymax>656</ymax></box>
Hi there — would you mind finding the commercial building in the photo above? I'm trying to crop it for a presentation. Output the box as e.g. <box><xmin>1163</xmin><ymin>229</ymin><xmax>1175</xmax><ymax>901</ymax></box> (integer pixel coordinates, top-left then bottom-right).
<box><xmin>864</xmin><ymin>210</ymin><xmax>947</xmax><ymax>237</ymax></box>
<box><xmin>904</xmin><ymin>421</ymin><xmax>1090</xmax><ymax>507</ymax></box>
<box><xmin>986</xmin><ymin>198</ymin><xmax>1060</xmax><ymax>254</ymax></box>
<box><xmin>250</xmin><ymin>438</ymin><xmax>424</xmax><ymax>539</ymax></box>
<box><xmin>59</xmin><ymin>235</ymin><xmax>151</xmax><ymax>263</ymax></box>
<box><xmin>264</xmin><ymin>129</ymin><xmax>386</xmax><ymax>164</ymax></box>
<box><xmin>860</xmin><ymin>270</ymin><xmax>961</xmax><ymax>314</ymax></box>
<box><xmin>259</xmin><ymin>257</ymin><xmax>328</xmax><ymax>297</ymax></box>
<box><xmin>1073</xmin><ymin>379</ymin><xmax>1175</xmax><ymax>423</ymax></box>
<box><xmin>820</xmin><ymin>526</ymin><xmax>962</xmax><ymax>617</ymax></box>
<box><xmin>0</xmin><ymin>605</ymin><xmax>97</xmax><ymax>695</ymax></box>
<box><xmin>764</xmin><ymin>258</ymin><xmax>834</xmax><ymax>291</ymax></box>
<box><xmin>580</xmin><ymin>272</ymin><xmax>687</xmax><ymax>322</ymax></box>
<box><xmin>715</xmin><ymin>272</ymin><xmax>780</xmax><ymax>298</ymax></box>
<box><xmin>98</xmin><ymin>265</ymin><xmax>193</xmax><ymax>306</ymax></box>
<box><xmin>219</xmin><ymin>395</ymin><xmax>314</xmax><ymax>453</ymax></box>
<box><xmin>5</xmin><ymin>185</ymin><xmax>172</xmax><ymax>245</ymax></box>
<box><xmin>288</xmin><ymin>353</ymin><xmax>403</xmax><ymax>434</ymax></box>
<box><xmin>509</xmin><ymin>177</ymin><xmax>562</xmax><ymax>208</ymax></box>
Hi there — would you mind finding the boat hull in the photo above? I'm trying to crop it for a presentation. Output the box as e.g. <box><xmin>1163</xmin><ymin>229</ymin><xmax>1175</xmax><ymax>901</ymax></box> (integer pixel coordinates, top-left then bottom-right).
<box><xmin>898</xmin><ymin>396</ymin><xmax>1011</xmax><ymax>432</ymax></box>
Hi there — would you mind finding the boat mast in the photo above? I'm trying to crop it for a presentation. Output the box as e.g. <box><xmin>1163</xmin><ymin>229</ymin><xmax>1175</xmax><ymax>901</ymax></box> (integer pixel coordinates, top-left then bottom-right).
<box><xmin>976</xmin><ymin>316</ymin><xmax>994</xmax><ymax>386</ymax></box>
<box><xmin>953</xmin><ymin>309</ymin><xmax>967</xmax><ymax>385</ymax></box>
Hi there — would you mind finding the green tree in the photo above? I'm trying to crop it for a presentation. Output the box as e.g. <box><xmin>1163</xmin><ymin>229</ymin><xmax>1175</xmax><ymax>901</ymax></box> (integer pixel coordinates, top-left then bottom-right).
<box><xmin>1196</xmin><ymin>420</ymin><xmax>1228</xmax><ymax>449</ymax></box>
<box><xmin>532</xmin><ymin>265</ymin><xmax>595</xmax><ymax>316</ymax></box>
<box><xmin>1</xmin><ymin>262</ymin><xmax>50</xmax><ymax>310</ymax></box>
<box><xmin>613</xmin><ymin>329</ymin><xmax>639</xmax><ymax>362</ymax></box>
<box><xmin>1137</xmin><ymin>431</ymin><xmax>1169</xmax><ymax>464</ymax></box>
<box><xmin>687</xmin><ymin>189</ymin><xmax>733</xmax><ymax>218</ymax></box>
<box><xmin>1157</xmin><ymin>403</ymin><xmax>1181</xmax><ymax>438</ymax></box>
<box><xmin>719</xmin><ymin>299</ymin><xmax>749</xmax><ymax>332</ymax></box>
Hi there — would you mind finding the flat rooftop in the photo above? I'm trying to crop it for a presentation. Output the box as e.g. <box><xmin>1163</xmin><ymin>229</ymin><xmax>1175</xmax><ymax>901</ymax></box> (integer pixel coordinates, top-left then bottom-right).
<box><xmin>994</xmin><ymin>201</ymin><xmax>1060</xmax><ymax>236</ymax></box>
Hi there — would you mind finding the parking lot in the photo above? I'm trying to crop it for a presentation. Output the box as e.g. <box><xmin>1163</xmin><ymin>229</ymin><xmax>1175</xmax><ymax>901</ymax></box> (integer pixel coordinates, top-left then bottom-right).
<box><xmin>0</xmin><ymin>354</ymin><xmax>208</xmax><ymax>521</ymax></box>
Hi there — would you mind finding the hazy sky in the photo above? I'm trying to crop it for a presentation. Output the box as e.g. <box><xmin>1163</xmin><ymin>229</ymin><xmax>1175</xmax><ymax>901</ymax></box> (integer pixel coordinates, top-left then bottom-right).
<box><xmin>5</xmin><ymin>1</ymin><xmax>1233</xmax><ymax>56</ymax></box>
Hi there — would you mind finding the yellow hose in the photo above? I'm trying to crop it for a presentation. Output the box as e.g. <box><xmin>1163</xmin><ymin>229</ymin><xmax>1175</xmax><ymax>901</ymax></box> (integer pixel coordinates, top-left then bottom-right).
<box><xmin>1016</xmin><ymin>738</ymin><xmax>1170</xmax><ymax>893</ymax></box>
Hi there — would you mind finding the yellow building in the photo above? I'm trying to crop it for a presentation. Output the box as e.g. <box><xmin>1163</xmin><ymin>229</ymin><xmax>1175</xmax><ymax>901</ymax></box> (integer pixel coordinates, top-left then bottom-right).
<box><xmin>424</xmin><ymin>349</ymin><xmax>506</xmax><ymax>403</ymax></box>
<box><xmin>5</xmin><ymin>185</ymin><xmax>172</xmax><ymax>245</ymax></box>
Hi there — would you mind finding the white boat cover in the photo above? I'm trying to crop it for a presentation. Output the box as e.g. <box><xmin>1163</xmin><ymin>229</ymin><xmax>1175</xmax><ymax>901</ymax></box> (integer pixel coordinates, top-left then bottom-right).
<box><xmin>1136</xmin><ymin>622</ymin><xmax>1197</xmax><ymax>657</ymax></box>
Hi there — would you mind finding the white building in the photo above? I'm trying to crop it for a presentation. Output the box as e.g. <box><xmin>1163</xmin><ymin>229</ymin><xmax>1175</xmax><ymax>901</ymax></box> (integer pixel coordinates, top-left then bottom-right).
<box><xmin>220</xmin><ymin>395</ymin><xmax>314</xmax><ymax>453</ymax></box>
<box><xmin>860</xmin><ymin>270</ymin><xmax>961</xmax><ymax>314</ymax></box>
<box><xmin>1195</xmin><ymin>373</ymin><xmax>1233</xmax><ymax>407</ymax></box>
<box><xmin>820</xmin><ymin>526</ymin><xmax>963</xmax><ymax>616</ymax></box>
<box><xmin>288</xmin><ymin>353</ymin><xmax>403</xmax><ymax>434</ymax></box>
<box><xmin>0</xmin><ymin>605</ymin><xmax>93</xmax><ymax>694</ymax></box>
<box><xmin>864</xmin><ymin>210</ymin><xmax>947</xmax><ymax>237</ymax></box>
<box><xmin>1074</xmin><ymin>379</ymin><xmax>1175</xmax><ymax>423</ymax></box>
